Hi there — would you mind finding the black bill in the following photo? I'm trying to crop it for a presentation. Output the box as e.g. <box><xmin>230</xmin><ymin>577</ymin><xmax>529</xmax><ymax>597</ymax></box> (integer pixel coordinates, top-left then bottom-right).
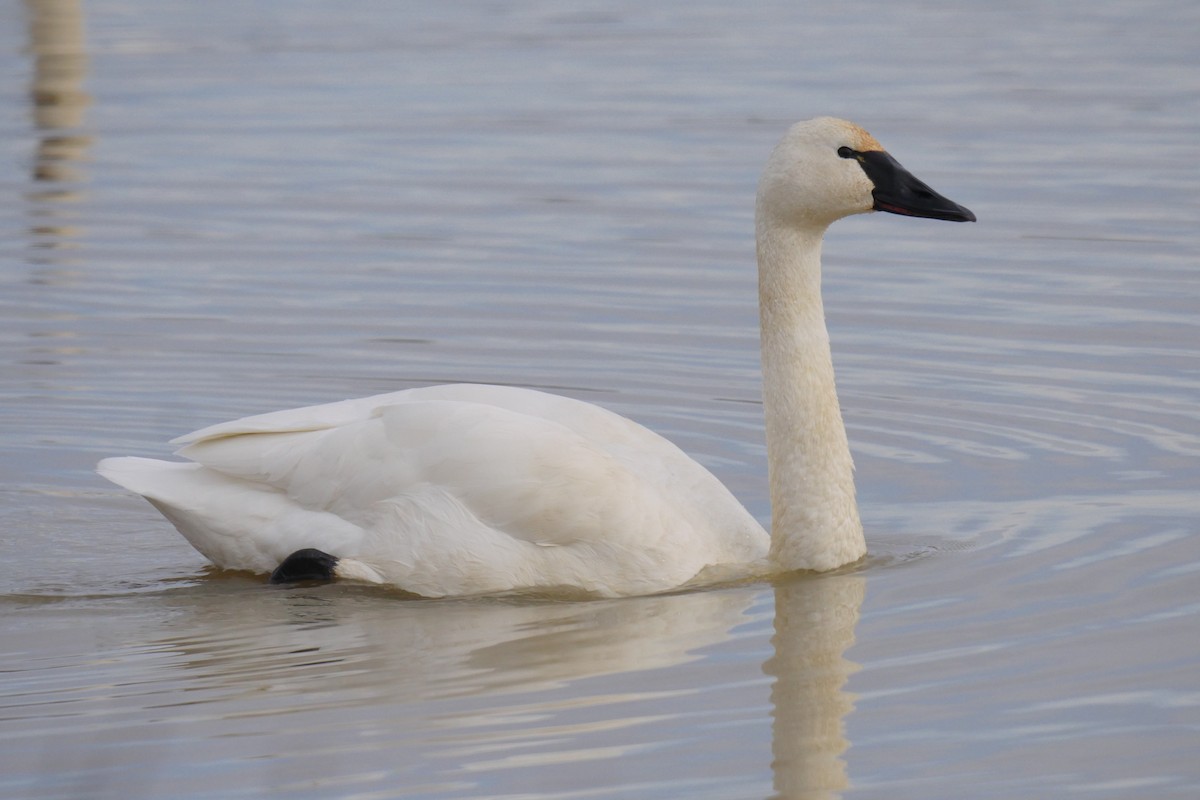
<box><xmin>855</xmin><ymin>149</ymin><xmax>976</xmax><ymax>223</ymax></box>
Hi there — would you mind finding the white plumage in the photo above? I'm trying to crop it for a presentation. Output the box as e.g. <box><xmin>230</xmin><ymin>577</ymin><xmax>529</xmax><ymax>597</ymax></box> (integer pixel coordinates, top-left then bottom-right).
<box><xmin>99</xmin><ymin>117</ymin><xmax>973</xmax><ymax>597</ymax></box>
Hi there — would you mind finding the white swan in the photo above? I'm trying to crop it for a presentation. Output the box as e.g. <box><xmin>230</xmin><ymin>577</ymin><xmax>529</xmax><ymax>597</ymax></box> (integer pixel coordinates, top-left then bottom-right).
<box><xmin>98</xmin><ymin>117</ymin><xmax>974</xmax><ymax>598</ymax></box>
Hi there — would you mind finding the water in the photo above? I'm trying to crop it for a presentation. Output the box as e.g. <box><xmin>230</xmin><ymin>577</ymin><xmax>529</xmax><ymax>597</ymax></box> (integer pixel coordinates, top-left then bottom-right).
<box><xmin>2</xmin><ymin>0</ymin><xmax>1198</xmax><ymax>797</ymax></box>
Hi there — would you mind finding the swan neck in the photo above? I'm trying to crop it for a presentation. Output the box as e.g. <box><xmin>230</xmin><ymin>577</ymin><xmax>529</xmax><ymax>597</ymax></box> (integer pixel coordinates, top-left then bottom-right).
<box><xmin>756</xmin><ymin>220</ymin><xmax>864</xmax><ymax>572</ymax></box>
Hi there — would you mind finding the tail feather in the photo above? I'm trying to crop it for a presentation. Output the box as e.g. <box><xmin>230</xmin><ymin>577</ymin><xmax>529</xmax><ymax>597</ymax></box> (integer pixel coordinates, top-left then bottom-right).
<box><xmin>97</xmin><ymin>457</ymin><xmax>362</xmax><ymax>574</ymax></box>
<box><xmin>97</xmin><ymin>456</ymin><xmax>204</xmax><ymax>498</ymax></box>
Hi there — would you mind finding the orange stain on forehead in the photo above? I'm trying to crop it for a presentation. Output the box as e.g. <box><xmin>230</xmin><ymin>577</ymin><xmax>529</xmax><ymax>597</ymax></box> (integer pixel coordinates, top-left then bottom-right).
<box><xmin>847</xmin><ymin>123</ymin><xmax>883</xmax><ymax>152</ymax></box>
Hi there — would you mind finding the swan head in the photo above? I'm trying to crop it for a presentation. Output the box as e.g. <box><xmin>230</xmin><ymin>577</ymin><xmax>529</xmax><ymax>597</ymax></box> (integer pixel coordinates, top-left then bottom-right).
<box><xmin>758</xmin><ymin>117</ymin><xmax>975</xmax><ymax>230</ymax></box>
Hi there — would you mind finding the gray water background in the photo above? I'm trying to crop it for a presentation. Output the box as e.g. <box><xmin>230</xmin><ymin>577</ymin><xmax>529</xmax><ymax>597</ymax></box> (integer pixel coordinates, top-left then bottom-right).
<box><xmin>1</xmin><ymin>0</ymin><xmax>1198</xmax><ymax>797</ymax></box>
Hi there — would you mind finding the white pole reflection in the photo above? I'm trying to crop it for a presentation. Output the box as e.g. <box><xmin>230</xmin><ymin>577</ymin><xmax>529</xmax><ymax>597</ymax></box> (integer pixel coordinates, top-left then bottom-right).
<box><xmin>25</xmin><ymin>0</ymin><xmax>91</xmax><ymax>254</ymax></box>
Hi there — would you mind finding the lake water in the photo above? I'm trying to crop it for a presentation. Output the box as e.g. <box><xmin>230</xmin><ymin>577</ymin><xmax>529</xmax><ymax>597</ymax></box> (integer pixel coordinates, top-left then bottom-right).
<box><xmin>2</xmin><ymin>0</ymin><xmax>1198</xmax><ymax>797</ymax></box>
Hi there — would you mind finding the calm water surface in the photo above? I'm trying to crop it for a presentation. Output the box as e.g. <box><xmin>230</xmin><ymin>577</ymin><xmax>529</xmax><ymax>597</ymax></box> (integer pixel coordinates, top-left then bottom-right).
<box><xmin>1</xmin><ymin>1</ymin><xmax>1198</xmax><ymax>798</ymax></box>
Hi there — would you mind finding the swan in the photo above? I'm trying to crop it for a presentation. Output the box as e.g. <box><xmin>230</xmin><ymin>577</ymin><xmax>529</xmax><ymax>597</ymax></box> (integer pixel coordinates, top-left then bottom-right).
<box><xmin>98</xmin><ymin>117</ymin><xmax>974</xmax><ymax>598</ymax></box>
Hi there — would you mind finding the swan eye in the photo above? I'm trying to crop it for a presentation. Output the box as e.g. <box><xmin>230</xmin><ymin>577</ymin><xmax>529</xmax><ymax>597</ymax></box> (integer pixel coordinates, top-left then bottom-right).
<box><xmin>837</xmin><ymin>146</ymin><xmax>856</xmax><ymax>159</ymax></box>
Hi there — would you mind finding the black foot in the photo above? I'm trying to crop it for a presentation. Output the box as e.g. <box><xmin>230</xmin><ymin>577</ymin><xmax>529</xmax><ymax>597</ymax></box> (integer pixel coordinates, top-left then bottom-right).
<box><xmin>270</xmin><ymin>548</ymin><xmax>339</xmax><ymax>584</ymax></box>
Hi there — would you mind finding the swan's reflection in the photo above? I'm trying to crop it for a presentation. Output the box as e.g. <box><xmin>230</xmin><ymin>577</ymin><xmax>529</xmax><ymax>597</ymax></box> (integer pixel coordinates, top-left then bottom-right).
<box><xmin>767</xmin><ymin>573</ymin><xmax>864</xmax><ymax>800</ymax></box>
<box><xmin>156</xmin><ymin>583</ymin><xmax>758</xmax><ymax>703</ymax></box>
<box><xmin>144</xmin><ymin>574</ymin><xmax>862</xmax><ymax>796</ymax></box>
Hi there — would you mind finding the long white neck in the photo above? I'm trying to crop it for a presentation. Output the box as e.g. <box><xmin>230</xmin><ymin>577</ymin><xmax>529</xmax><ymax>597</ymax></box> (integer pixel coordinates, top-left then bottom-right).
<box><xmin>756</xmin><ymin>216</ymin><xmax>865</xmax><ymax>572</ymax></box>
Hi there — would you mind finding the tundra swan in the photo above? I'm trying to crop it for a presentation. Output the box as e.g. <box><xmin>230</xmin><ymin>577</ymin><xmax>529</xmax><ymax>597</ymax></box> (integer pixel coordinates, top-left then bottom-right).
<box><xmin>98</xmin><ymin>117</ymin><xmax>974</xmax><ymax>597</ymax></box>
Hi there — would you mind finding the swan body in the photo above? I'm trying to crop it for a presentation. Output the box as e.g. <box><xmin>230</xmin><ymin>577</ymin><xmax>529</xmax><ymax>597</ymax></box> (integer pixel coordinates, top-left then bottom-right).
<box><xmin>99</xmin><ymin>117</ymin><xmax>974</xmax><ymax>598</ymax></box>
<box><xmin>100</xmin><ymin>384</ymin><xmax>768</xmax><ymax>597</ymax></box>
